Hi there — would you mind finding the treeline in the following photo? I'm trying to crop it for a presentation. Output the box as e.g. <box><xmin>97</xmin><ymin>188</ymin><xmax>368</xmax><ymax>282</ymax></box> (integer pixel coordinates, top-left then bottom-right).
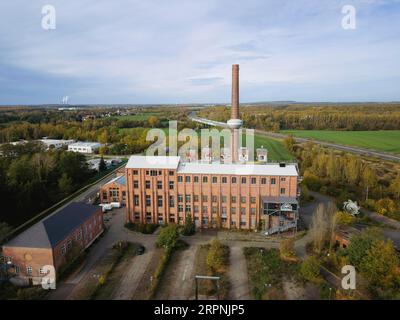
<box><xmin>198</xmin><ymin>104</ymin><xmax>400</xmax><ymax>131</ymax></box>
<box><xmin>0</xmin><ymin>107</ymin><xmax>198</xmax><ymax>155</ymax></box>
<box><xmin>293</xmin><ymin>140</ymin><xmax>400</xmax><ymax>220</ymax></box>
<box><xmin>0</xmin><ymin>143</ymin><xmax>94</xmax><ymax>227</ymax></box>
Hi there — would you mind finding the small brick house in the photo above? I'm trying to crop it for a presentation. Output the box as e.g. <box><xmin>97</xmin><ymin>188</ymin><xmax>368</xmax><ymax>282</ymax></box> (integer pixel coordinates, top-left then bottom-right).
<box><xmin>2</xmin><ymin>202</ymin><xmax>103</xmax><ymax>286</ymax></box>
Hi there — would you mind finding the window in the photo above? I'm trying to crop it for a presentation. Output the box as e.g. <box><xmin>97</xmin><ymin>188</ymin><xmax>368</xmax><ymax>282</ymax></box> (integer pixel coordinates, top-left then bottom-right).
<box><xmin>250</xmin><ymin>197</ymin><xmax>256</xmax><ymax>204</ymax></box>
<box><xmin>185</xmin><ymin>176</ymin><xmax>191</xmax><ymax>183</ymax></box>
<box><xmin>280</xmin><ymin>188</ymin><xmax>286</xmax><ymax>195</ymax></box>
<box><xmin>158</xmin><ymin>170</ymin><xmax>162</xmax><ymax>175</ymax></box>
<box><xmin>261</xmin><ymin>178</ymin><xmax>267</xmax><ymax>185</ymax></box>
<box><xmin>185</xmin><ymin>205</ymin><xmax>191</xmax><ymax>212</ymax></box>
<box><xmin>26</xmin><ymin>266</ymin><xmax>32</xmax><ymax>275</ymax></box>
<box><xmin>271</xmin><ymin>178</ymin><xmax>276</xmax><ymax>185</ymax></box>
<box><xmin>251</xmin><ymin>177</ymin><xmax>257</xmax><ymax>184</ymax></box>
<box><xmin>145</xmin><ymin>180</ymin><xmax>151</xmax><ymax>189</ymax></box>
<box><xmin>194</xmin><ymin>176</ymin><xmax>199</xmax><ymax>183</ymax></box>
<box><xmin>134</xmin><ymin>195</ymin><xmax>139</xmax><ymax>206</ymax></box>
<box><xmin>202</xmin><ymin>206</ymin><xmax>208</xmax><ymax>214</ymax></box>
<box><xmin>178</xmin><ymin>176</ymin><xmax>183</xmax><ymax>182</ymax></box>
<box><xmin>202</xmin><ymin>195</ymin><xmax>208</xmax><ymax>202</ymax></box>
<box><xmin>15</xmin><ymin>266</ymin><xmax>20</xmax><ymax>274</ymax></box>
<box><xmin>169</xmin><ymin>181</ymin><xmax>174</xmax><ymax>190</ymax></box>
<box><xmin>133</xmin><ymin>180</ymin><xmax>139</xmax><ymax>188</ymax></box>
<box><xmin>102</xmin><ymin>192</ymin><xmax>107</xmax><ymax>199</ymax></box>
<box><xmin>202</xmin><ymin>176</ymin><xmax>208</xmax><ymax>183</ymax></box>
<box><xmin>150</xmin><ymin>170</ymin><xmax>157</xmax><ymax>176</ymax></box>
<box><xmin>231</xmin><ymin>207</ymin><xmax>236</xmax><ymax>214</ymax></box>
<box><xmin>178</xmin><ymin>194</ymin><xmax>183</xmax><ymax>202</ymax></box>
<box><xmin>157</xmin><ymin>196</ymin><xmax>163</xmax><ymax>207</ymax></box>
<box><xmin>157</xmin><ymin>181</ymin><xmax>162</xmax><ymax>189</ymax></box>
<box><xmin>222</xmin><ymin>196</ymin><xmax>227</xmax><ymax>203</ymax></box>
<box><xmin>146</xmin><ymin>170</ymin><xmax>149</xmax><ymax>175</ymax></box>
<box><xmin>231</xmin><ymin>196</ymin><xmax>237</xmax><ymax>203</ymax></box>
<box><xmin>194</xmin><ymin>195</ymin><xmax>199</xmax><ymax>202</ymax></box>
<box><xmin>212</xmin><ymin>206</ymin><xmax>218</xmax><ymax>214</ymax></box>
<box><xmin>146</xmin><ymin>195</ymin><xmax>151</xmax><ymax>206</ymax></box>
<box><xmin>39</xmin><ymin>267</ymin><xmax>47</xmax><ymax>275</ymax></box>
<box><xmin>241</xmin><ymin>177</ymin><xmax>247</xmax><ymax>184</ymax></box>
<box><xmin>169</xmin><ymin>196</ymin><xmax>174</xmax><ymax>207</ymax></box>
<box><xmin>178</xmin><ymin>205</ymin><xmax>184</xmax><ymax>212</ymax></box>
<box><xmin>241</xmin><ymin>196</ymin><xmax>246</xmax><ymax>204</ymax></box>
<box><xmin>169</xmin><ymin>171</ymin><xmax>174</xmax><ymax>176</ymax></box>
<box><xmin>61</xmin><ymin>244</ymin><xmax>66</xmax><ymax>255</ymax></box>
<box><xmin>194</xmin><ymin>205</ymin><xmax>199</xmax><ymax>213</ymax></box>
<box><xmin>212</xmin><ymin>176</ymin><xmax>218</xmax><ymax>183</ymax></box>
<box><xmin>133</xmin><ymin>170</ymin><xmax>138</xmax><ymax>175</ymax></box>
<box><xmin>231</xmin><ymin>177</ymin><xmax>237</xmax><ymax>184</ymax></box>
<box><xmin>212</xmin><ymin>195</ymin><xmax>218</xmax><ymax>203</ymax></box>
<box><xmin>222</xmin><ymin>207</ymin><xmax>227</xmax><ymax>214</ymax></box>
<box><xmin>222</xmin><ymin>177</ymin><xmax>227</xmax><ymax>183</ymax></box>
<box><xmin>251</xmin><ymin>208</ymin><xmax>256</xmax><ymax>215</ymax></box>
<box><xmin>281</xmin><ymin>177</ymin><xmax>286</xmax><ymax>182</ymax></box>
<box><xmin>67</xmin><ymin>239</ymin><xmax>72</xmax><ymax>249</ymax></box>
<box><xmin>185</xmin><ymin>195</ymin><xmax>191</xmax><ymax>202</ymax></box>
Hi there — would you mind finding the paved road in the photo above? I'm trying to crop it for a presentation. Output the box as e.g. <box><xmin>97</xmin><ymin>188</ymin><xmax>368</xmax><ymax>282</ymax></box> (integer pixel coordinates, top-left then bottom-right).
<box><xmin>189</xmin><ymin>114</ymin><xmax>400</xmax><ymax>162</ymax></box>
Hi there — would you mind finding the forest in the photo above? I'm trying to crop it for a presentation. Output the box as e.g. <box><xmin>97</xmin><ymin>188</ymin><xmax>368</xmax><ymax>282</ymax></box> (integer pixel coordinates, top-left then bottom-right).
<box><xmin>0</xmin><ymin>142</ymin><xmax>94</xmax><ymax>227</ymax></box>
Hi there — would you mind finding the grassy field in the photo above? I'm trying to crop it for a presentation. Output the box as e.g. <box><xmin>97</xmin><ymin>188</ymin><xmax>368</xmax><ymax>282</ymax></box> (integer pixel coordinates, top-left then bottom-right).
<box><xmin>281</xmin><ymin>130</ymin><xmax>400</xmax><ymax>154</ymax></box>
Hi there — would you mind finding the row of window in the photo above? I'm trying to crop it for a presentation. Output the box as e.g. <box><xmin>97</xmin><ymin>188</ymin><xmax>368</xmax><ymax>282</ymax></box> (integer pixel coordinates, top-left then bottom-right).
<box><xmin>134</xmin><ymin>176</ymin><xmax>285</xmax><ymax>189</ymax></box>
<box><xmin>133</xmin><ymin>189</ymin><xmax>287</xmax><ymax>207</ymax></box>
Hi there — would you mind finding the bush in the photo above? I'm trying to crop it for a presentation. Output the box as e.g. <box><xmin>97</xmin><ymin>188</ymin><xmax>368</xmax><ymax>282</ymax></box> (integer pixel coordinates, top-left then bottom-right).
<box><xmin>156</xmin><ymin>224</ymin><xmax>180</xmax><ymax>249</ymax></box>
<box><xmin>181</xmin><ymin>214</ymin><xmax>195</xmax><ymax>236</ymax></box>
<box><xmin>334</xmin><ymin>211</ymin><xmax>354</xmax><ymax>225</ymax></box>
<box><xmin>124</xmin><ymin>222</ymin><xmax>158</xmax><ymax>234</ymax></box>
<box><xmin>206</xmin><ymin>240</ymin><xmax>229</xmax><ymax>274</ymax></box>
<box><xmin>299</xmin><ymin>256</ymin><xmax>320</xmax><ymax>283</ymax></box>
<box><xmin>279</xmin><ymin>238</ymin><xmax>296</xmax><ymax>259</ymax></box>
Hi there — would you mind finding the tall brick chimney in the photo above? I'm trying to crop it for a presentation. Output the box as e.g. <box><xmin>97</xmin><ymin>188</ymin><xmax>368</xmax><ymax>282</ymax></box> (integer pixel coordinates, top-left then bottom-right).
<box><xmin>231</xmin><ymin>64</ymin><xmax>239</xmax><ymax>119</ymax></box>
<box><xmin>227</xmin><ymin>64</ymin><xmax>243</xmax><ymax>163</ymax></box>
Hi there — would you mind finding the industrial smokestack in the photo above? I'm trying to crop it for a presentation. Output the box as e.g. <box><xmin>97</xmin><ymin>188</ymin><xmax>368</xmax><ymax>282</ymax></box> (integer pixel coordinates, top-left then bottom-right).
<box><xmin>231</xmin><ymin>64</ymin><xmax>239</xmax><ymax>119</ymax></box>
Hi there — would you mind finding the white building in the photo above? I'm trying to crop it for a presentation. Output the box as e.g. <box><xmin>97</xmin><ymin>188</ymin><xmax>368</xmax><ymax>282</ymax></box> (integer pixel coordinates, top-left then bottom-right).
<box><xmin>39</xmin><ymin>138</ymin><xmax>75</xmax><ymax>150</ymax></box>
<box><xmin>68</xmin><ymin>142</ymin><xmax>101</xmax><ymax>154</ymax></box>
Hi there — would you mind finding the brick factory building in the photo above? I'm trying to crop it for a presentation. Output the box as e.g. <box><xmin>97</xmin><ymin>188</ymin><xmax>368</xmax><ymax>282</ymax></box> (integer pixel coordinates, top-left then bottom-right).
<box><xmin>2</xmin><ymin>202</ymin><xmax>103</xmax><ymax>286</ymax></box>
<box><xmin>100</xmin><ymin>174</ymin><xmax>127</xmax><ymax>205</ymax></box>
<box><xmin>124</xmin><ymin>156</ymin><xmax>299</xmax><ymax>232</ymax></box>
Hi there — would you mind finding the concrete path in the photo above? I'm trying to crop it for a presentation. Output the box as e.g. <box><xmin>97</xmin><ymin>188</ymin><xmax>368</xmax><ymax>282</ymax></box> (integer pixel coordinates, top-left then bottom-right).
<box><xmin>228</xmin><ymin>246</ymin><xmax>250</xmax><ymax>300</ymax></box>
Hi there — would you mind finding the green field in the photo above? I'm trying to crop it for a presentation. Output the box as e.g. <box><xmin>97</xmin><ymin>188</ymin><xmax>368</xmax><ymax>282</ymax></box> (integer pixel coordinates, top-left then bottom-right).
<box><xmin>253</xmin><ymin>134</ymin><xmax>295</xmax><ymax>161</ymax></box>
<box><xmin>281</xmin><ymin>130</ymin><xmax>400</xmax><ymax>154</ymax></box>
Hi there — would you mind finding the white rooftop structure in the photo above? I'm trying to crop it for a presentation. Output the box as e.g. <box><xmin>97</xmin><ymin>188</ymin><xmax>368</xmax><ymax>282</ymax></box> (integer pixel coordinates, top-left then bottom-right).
<box><xmin>126</xmin><ymin>156</ymin><xmax>180</xmax><ymax>169</ymax></box>
<box><xmin>39</xmin><ymin>138</ymin><xmax>75</xmax><ymax>150</ymax></box>
<box><xmin>68</xmin><ymin>142</ymin><xmax>101</xmax><ymax>154</ymax></box>
<box><xmin>126</xmin><ymin>155</ymin><xmax>298</xmax><ymax>176</ymax></box>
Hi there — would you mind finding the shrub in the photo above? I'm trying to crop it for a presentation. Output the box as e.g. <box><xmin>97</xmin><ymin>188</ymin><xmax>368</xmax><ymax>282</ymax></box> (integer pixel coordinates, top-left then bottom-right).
<box><xmin>124</xmin><ymin>222</ymin><xmax>158</xmax><ymax>234</ymax></box>
<box><xmin>299</xmin><ymin>256</ymin><xmax>320</xmax><ymax>283</ymax></box>
<box><xmin>279</xmin><ymin>238</ymin><xmax>296</xmax><ymax>259</ymax></box>
<box><xmin>206</xmin><ymin>240</ymin><xmax>229</xmax><ymax>274</ymax></box>
<box><xmin>334</xmin><ymin>211</ymin><xmax>354</xmax><ymax>225</ymax></box>
<box><xmin>181</xmin><ymin>214</ymin><xmax>195</xmax><ymax>236</ymax></box>
<box><xmin>156</xmin><ymin>224</ymin><xmax>180</xmax><ymax>249</ymax></box>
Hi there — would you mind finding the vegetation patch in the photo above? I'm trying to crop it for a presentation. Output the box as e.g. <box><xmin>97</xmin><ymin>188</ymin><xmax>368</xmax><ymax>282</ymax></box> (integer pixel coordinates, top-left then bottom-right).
<box><xmin>125</xmin><ymin>222</ymin><xmax>158</xmax><ymax>234</ymax></box>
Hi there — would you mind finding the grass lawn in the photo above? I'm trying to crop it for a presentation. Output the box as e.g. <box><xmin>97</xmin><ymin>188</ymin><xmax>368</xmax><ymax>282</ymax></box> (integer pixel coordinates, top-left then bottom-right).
<box><xmin>253</xmin><ymin>134</ymin><xmax>295</xmax><ymax>161</ymax></box>
<box><xmin>281</xmin><ymin>130</ymin><xmax>400</xmax><ymax>154</ymax></box>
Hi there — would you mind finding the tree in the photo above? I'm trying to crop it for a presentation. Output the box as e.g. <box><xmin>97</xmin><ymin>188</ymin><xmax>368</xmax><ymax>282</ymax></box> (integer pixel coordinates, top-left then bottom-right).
<box><xmin>156</xmin><ymin>224</ymin><xmax>180</xmax><ymax>249</ymax></box>
<box><xmin>182</xmin><ymin>214</ymin><xmax>195</xmax><ymax>236</ymax></box>
<box><xmin>334</xmin><ymin>211</ymin><xmax>354</xmax><ymax>225</ymax></box>
<box><xmin>299</xmin><ymin>256</ymin><xmax>320</xmax><ymax>282</ymax></box>
<box><xmin>309</xmin><ymin>202</ymin><xmax>336</xmax><ymax>253</ymax></box>
<box><xmin>390</xmin><ymin>172</ymin><xmax>400</xmax><ymax>199</ymax></box>
<box><xmin>283</xmin><ymin>135</ymin><xmax>295</xmax><ymax>153</ymax></box>
<box><xmin>206</xmin><ymin>240</ymin><xmax>228</xmax><ymax>274</ymax></box>
<box><xmin>361</xmin><ymin>239</ymin><xmax>399</xmax><ymax>288</ymax></box>
<box><xmin>99</xmin><ymin>156</ymin><xmax>107</xmax><ymax>172</ymax></box>
<box><xmin>347</xmin><ymin>228</ymin><xmax>383</xmax><ymax>268</ymax></box>
<box><xmin>58</xmin><ymin>173</ymin><xmax>73</xmax><ymax>195</ymax></box>
<box><xmin>362</xmin><ymin>166</ymin><xmax>377</xmax><ymax>200</ymax></box>
<box><xmin>148</xmin><ymin>116</ymin><xmax>160</xmax><ymax>128</ymax></box>
<box><xmin>0</xmin><ymin>222</ymin><xmax>12</xmax><ymax>242</ymax></box>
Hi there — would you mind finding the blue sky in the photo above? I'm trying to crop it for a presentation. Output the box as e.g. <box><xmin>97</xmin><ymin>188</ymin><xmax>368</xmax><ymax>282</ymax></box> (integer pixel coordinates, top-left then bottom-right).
<box><xmin>0</xmin><ymin>0</ymin><xmax>400</xmax><ymax>104</ymax></box>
